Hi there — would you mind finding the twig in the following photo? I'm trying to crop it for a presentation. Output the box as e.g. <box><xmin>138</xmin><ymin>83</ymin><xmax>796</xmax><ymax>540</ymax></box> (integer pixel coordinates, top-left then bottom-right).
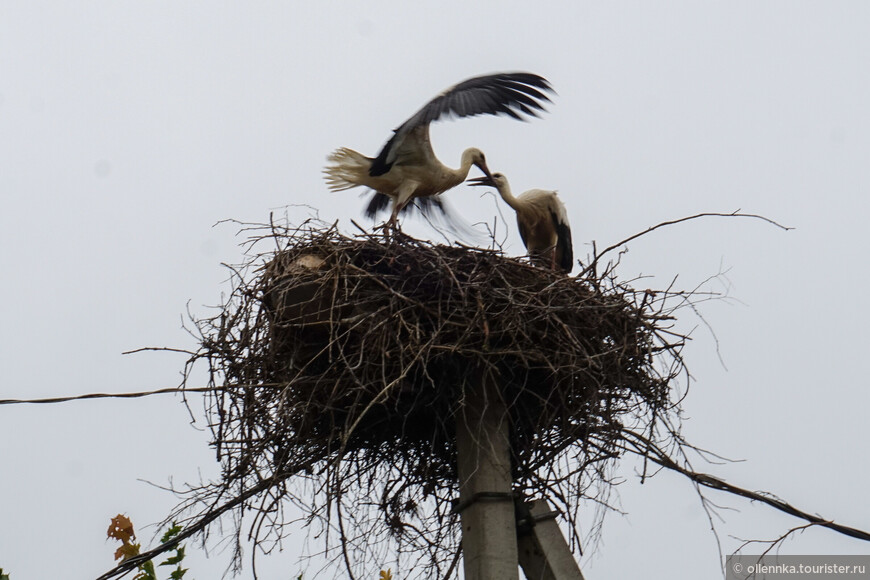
<box><xmin>579</xmin><ymin>211</ymin><xmax>792</xmax><ymax>278</ymax></box>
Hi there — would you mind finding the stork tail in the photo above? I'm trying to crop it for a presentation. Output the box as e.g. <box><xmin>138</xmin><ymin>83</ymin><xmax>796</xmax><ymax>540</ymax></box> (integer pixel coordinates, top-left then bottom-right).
<box><xmin>323</xmin><ymin>147</ymin><xmax>372</xmax><ymax>191</ymax></box>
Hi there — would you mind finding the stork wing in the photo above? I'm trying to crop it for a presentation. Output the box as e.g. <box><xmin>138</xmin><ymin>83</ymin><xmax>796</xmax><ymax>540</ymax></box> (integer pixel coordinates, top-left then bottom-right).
<box><xmin>364</xmin><ymin>192</ymin><xmax>392</xmax><ymax>219</ymax></box>
<box><xmin>552</xmin><ymin>210</ymin><xmax>574</xmax><ymax>273</ymax></box>
<box><xmin>364</xmin><ymin>191</ymin><xmax>449</xmax><ymax>221</ymax></box>
<box><xmin>369</xmin><ymin>72</ymin><xmax>554</xmax><ymax>176</ymax></box>
<box><xmin>363</xmin><ymin>192</ymin><xmax>482</xmax><ymax>240</ymax></box>
<box><xmin>547</xmin><ymin>195</ymin><xmax>574</xmax><ymax>273</ymax></box>
<box><xmin>363</xmin><ymin>190</ymin><xmax>449</xmax><ymax>220</ymax></box>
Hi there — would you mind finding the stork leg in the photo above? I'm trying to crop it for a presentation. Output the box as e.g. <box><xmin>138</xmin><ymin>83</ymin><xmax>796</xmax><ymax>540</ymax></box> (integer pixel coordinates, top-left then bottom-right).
<box><xmin>381</xmin><ymin>181</ymin><xmax>417</xmax><ymax>239</ymax></box>
<box><xmin>370</xmin><ymin>201</ymin><xmax>401</xmax><ymax>237</ymax></box>
<box><xmin>372</xmin><ymin>209</ymin><xmax>402</xmax><ymax>240</ymax></box>
<box><xmin>386</xmin><ymin>213</ymin><xmax>400</xmax><ymax>234</ymax></box>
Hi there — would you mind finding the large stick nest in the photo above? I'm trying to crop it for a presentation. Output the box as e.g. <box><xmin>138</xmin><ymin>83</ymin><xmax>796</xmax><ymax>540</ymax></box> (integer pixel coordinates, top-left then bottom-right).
<box><xmin>186</xmin><ymin>220</ymin><xmax>688</xmax><ymax>577</ymax></box>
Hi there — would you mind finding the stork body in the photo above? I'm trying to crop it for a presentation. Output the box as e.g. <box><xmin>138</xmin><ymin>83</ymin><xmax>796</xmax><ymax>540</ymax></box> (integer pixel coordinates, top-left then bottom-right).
<box><xmin>470</xmin><ymin>173</ymin><xmax>573</xmax><ymax>273</ymax></box>
<box><xmin>324</xmin><ymin>72</ymin><xmax>554</xmax><ymax>229</ymax></box>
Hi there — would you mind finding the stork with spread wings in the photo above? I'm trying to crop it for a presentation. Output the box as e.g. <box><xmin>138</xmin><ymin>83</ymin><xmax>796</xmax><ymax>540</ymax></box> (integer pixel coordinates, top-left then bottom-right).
<box><xmin>324</xmin><ymin>72</ymin><xmax>554</xmax><ymax>230</ymax></box>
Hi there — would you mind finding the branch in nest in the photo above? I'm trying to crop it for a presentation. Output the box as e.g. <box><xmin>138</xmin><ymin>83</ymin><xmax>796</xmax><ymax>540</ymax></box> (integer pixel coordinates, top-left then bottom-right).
<box><xmin>579</xmin><ymin>210</ymin><xmax>792</xmax><ymax>279</ymax></box>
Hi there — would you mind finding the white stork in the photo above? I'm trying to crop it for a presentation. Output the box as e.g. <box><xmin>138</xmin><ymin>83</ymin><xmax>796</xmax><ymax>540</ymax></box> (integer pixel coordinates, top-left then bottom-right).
<box><xmin>323</xmin><ymin>72</ymin><xmax>554</xmax><ymax>230</ymax></box>
<box><xmin>468</xmin><ymin>172</ymin><xmax>574</xmax><ymax>273</ymax></box>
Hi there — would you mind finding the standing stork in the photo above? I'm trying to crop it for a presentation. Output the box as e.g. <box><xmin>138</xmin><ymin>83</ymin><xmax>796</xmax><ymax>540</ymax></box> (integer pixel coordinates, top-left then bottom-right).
<box><xmin>468</xmin><ymin>172</ymin><xmax>574</xmax><ymax>273</ymax></box>
<box><xmin>323</xmin><ymin>72</ymin><xmax>554</xmax><ymax>230</ymax></box>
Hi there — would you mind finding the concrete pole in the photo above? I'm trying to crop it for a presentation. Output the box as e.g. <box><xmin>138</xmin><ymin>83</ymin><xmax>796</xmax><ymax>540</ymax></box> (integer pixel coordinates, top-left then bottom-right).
<box><xmin>516</xmin><ymin>499</ymin><xmax>585</xmax><ymax>580</ymax></box>
<box><xmin>455</xmin><ymin>381</ymin><xmax>519</xmax><ymax>580</ymax></box>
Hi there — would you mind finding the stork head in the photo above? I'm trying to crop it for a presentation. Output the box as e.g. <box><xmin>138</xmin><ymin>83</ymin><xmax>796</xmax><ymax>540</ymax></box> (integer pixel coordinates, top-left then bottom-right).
<box><xmin>467</xmin><ymin>171</ymin><xmax>508</xmax><ymax>190</ymax></box>
<box><xmin>461</xmin><ymin>147</ymin><xmax>493</xmax><ymax>180</ymax></box>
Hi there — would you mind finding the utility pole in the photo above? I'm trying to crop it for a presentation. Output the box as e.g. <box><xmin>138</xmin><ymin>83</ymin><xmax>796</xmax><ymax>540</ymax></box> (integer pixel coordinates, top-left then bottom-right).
<box><xmin>455</xmin><ymin>381</ymin><xmax>586</xmax><ymax>580</ymax></box>
<box><xmin>455</xmin><ymin>381</ymin><xmax>519</xmax><ymax>580</ymax></box>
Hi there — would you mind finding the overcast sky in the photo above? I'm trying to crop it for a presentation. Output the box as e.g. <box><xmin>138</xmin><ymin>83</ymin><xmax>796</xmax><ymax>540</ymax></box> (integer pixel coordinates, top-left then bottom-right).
<box><xmin>2</xmin><ymin>2</ymin><xmax>869</xmax><ymax>579</ymax></box>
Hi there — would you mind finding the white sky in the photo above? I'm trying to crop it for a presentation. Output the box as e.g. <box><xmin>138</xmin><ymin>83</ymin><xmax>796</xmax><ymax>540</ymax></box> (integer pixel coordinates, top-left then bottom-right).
<box><xmin>1</xmin><ymin>2</ymin><xmax>869</xmax><ymax>578</ymax></box>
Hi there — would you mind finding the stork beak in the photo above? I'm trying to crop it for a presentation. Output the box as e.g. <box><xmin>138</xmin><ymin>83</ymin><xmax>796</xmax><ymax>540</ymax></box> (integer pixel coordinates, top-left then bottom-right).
<box><xmin>467</xmin><ymin>175</ymin><xmax>495</xmax><ymax>187</ymax></box>
<box><xmin>477</xmin><ymin>160</ymin><xmax>494</xmax><ymax>181</ymax></box>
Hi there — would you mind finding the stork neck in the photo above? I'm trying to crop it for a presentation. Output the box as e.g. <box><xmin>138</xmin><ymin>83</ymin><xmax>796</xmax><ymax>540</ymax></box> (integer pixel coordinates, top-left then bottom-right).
<box><xmin>458</xmin><ymin>158</ymin><xmax>474</xmax><ymax>181</ymax></box>
<box><xmin>457</xmin><ymin>149</ymin><xmax>478</xmax><ymax>181</ymax></box>
<box><xmin>445</xmin><ymin>161</ymin><xmax>472</xmax><ymax>191</ymax></box>
<box><xmin>496</xmin><ymin>182</ymin><xmax>522</xmax><ymax>211</ymax></box>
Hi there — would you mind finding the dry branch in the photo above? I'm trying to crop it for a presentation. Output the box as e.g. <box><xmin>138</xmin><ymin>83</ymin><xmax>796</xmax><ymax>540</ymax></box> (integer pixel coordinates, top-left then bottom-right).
<box><xmin>620</xmin><ymin>429</ymin><xmax>870</xmax><ymax>543</ymax></box>
<box><xmin>579</xmin><ymin>210</ymin><xmax>792</xmax><ymax>278</ymax></box>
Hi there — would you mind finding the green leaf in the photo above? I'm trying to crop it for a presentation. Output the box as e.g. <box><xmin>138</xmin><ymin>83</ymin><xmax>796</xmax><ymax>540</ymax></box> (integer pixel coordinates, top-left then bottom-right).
<box><xmin>169</xmin><ymin>568</ymin><xmax>188</xmax><ymax>580</ymax></box>
<box><xmin>134</xmin><ymin>560</ymin><xmax>157</xmax><ymax>580</ymax></box>
<box><xmin>0</xmin><ymin>567</ymin><xmax>10</xmax><ymax>580</ymax></box>
<box><xmin>159</xmin><ymin>524</ymin><xmax>184</xmax><ymax>543</ymax></box>
<box><xmin>160</xmin><ymin>546</ymin><xmax>186</xmax><ymax>566</ymax></box>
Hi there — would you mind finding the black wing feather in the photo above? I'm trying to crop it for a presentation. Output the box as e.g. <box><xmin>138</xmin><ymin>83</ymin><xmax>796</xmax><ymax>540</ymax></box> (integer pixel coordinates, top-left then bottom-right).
<box><xmin>369</xmin><ymin>132</ymin><xmax>402</xmax><ymax>177</ymax></box>
<box><xmin>369</xmin><ymin>72</ymin><xmax>554</xmax><ymax>176</ymax></box>
<box><xmin>365</xmin><ymin>192</ymin><xmax>448</xmax><ymax>219</ymax></box>
<box><xmin>552</xmin><ymin>211</ymin><xmax>574</xmax><ymax>273</ymax></box>
<box><xmin>411</xmin><ymin>196</ymin><xmax>446</xmax><ymax>217</ymax></box>
<box><xmin>417</xmin><ymin>72</ymin><xmax>553</xmax><ymax>126</ymax></box>
<box><xmin>363</xmin><ymin>192</ymin><xmax>480</xmax><ymax>241</ymax></box>
<box><xmin>364</xmin><ymin>192</ymin><xmax>446</xmax><ymax>220</ymax></box>
<box><xmin>364</xmin><ymin>192</ymin><xmax>392</xmax><ymax>219</ymax></box>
